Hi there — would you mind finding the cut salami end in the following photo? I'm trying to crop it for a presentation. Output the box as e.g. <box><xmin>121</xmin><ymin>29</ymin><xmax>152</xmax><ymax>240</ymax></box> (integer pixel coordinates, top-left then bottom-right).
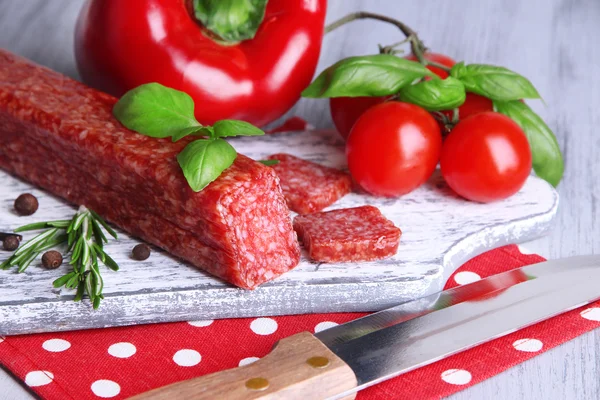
<box><xmin>293</xmin><ymin>205</ymin><xmax>402</xmax><ymax>263</ymax></box>
<box><xmin>0</xmin><ymin>49</ymin><xmax>300</xmax><ymax>290</ymax></box>
<box><xmin>267</xmin><ymin>153</ymin><xmax>352</xmax><ymax>214</ymax></box>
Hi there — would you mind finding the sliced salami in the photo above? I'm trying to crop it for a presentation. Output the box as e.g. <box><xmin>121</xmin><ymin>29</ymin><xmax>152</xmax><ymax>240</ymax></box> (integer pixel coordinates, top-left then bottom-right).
<box><xmin>0</xmin><ymin>49</ymin><xmax>300</xmax><ymax>290</ymax></box>
<box><xmin>267</xmin><ymin>153</ymin><xmax>352</xmax><ymax>214</ymax></box>
<box><xmin>293</xmin><ymin>205</ymin><xmax>402</xmax><ymax>263</ymax></box>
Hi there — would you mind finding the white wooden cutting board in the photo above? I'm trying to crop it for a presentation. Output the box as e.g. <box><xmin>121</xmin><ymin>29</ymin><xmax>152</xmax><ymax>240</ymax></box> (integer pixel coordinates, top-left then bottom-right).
<box><xmin>0</xmin><ymin>129</ymin><xmax>558</xmax><ymax>336</ymax></box>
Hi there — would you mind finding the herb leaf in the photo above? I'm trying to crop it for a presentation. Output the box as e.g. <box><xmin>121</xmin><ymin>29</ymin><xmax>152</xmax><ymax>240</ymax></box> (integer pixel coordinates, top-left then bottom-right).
<box><xmin>171</xmin><ymin>126</ymin><xmax>210</xmax><ymax>142</ymax></box>
<box><xmin>213</xmin><ymin>120</ymin><xmax>265</xmax><ymax>138</ymax></box>
<box><xmin>494</xmin><ymin>100</ymin><xmax>564</xmax><ymax>186</ymax></box>
<box><xmin>302</xmin><ymin>55</ymin><xmax>435</xmax><ymax>98</ymax></box>
<box><xmin>451</xmin><ymin>62</ymin><xmax>541</xmax><ymax>101</ymax></box>
<box><xmin>113</xmin><ymin>83</ymin><xmax>201</xmax><ymax>138</ymax></box>
<box><xmin>1</xmin><ymin>206</ymin><xmax>120</xmax><ymax>309</ymax></box>
<box><xmin>193</xmin><ymin>0</ymin><xmax>268</xmax><ymax>43</ymax></box>
<box><xmin>398</xmin><ymin>76</ymin><xmax>466</xmax><ymax>111</ymax></box>
<box><xmin>177</xmin><ymin>139</ymin><xmax>237</xmax><ymax>192</ymax></box>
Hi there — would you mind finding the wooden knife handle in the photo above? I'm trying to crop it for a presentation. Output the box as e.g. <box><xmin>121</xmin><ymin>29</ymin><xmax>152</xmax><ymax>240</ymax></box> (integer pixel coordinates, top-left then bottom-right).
<box><xmin>129</xmin><ymin>332</ymin><xmax>357</xmax><ymax>400</ymax></box>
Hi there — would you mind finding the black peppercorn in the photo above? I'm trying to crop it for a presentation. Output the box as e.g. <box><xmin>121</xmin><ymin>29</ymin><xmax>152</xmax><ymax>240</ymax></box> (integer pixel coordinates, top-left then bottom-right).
<box><xmin>2</xmin><ymin>235</ymin><xmax>20</xmax><ymax>251</ymax></box>
<box><xmin>132</xmin><ymin>244</ymin><xmax>151</xmax><ymax>260</ymax></box>
<box><xmin>14</xmin><ymin>193</ymin><xmax>39</xmax><ymax>216</ymax></box>
<box><xmin>41</xmin><ymin>250</ymin><xmax>63</xmax><ymax>269</ymax></box>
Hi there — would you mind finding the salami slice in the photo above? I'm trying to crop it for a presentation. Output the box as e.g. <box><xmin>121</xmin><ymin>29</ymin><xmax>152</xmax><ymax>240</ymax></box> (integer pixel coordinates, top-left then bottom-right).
<box><xmin>267</xmin><ymin>153</ymin><xmax>352</xmax><ymax>214</ymax></box>
<box><xmin>293</xmin><ymin>205</ymin><xmax>401</xmax><ymax>262</ymax></box>
<box><xmin>0</xmin><ymin>49</ymin><xmax>300</xmax><ymax>289</ymax></box>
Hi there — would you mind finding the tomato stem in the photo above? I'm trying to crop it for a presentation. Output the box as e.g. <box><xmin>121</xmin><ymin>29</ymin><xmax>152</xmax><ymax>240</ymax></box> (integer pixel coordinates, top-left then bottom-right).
<box><xmin>425</xmin><ymin>60</ymin><xmax>453</xmax><ymax>73</ymax></box>
<box><xmin>324</xmin><ymin>12</ymin><xmax>427</xmax><ymax>60</ymax></box>
<box><xmin>452</xmin><ymin>108</ymin><xmax>460</xmax><ymax>123</ymax></box>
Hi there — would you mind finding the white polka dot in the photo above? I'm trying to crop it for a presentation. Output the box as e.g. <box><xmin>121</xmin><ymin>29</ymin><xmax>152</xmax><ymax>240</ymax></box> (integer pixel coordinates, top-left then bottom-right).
<box><xmin>517</xmin><ymin>244</ymin><xmax>535</xmax><ymax>255</ymax></box>
<box><xmin>108</xmin><ymin>342</ymin><xmax>136</xmax><ymax>358</ymax></box>
<box><xmin>239</xmin><ymin>357</ymin><xmax>259</xmax><ymax>367</ymax></box>
<box><xmin>250</xmin><ymin>318</ymin><xmax>278</xmax><ymax>335</ymax></box>
<box><xmin>187</xmin><ymin>320</ymin><xmax>214</xmax><ymax>327</ymax></box>
<box><xmin>173</xmin><ymin>349</ymin><xmax>202</xmax><ymax>367</ymax></box>
<box><xmin>25</xmin><ymin>371</ymin><xmax>54</xmax><ymax>387</ymax></box>
<box><xmin>580</xmin><ymin>307</ymin><xmax>600</xmax><ymax>322</ymax></box>
<box><xmin>441</xmin><ymin>369</ymin><xmax>472</xmax><ymax>385</ymax></box>
<box><xmin>513</xmin><ymin>338</ymin><xmax>543</xmax><ymax>352</ymax></box>
<box><xmin>314</xmin><ymin>321</ymin><xmax>339</xmax><ymax>333</ymax></box>
<box><xmin>42</xmin><ymin>338</ymin><xmax>71</xmax><ymax>352</ymax></box>
<box><xmin>91</xmin><ymin>379</ymin><xmax>121</xmax><ymax>398</ymax></box>
<box><xmin>454</xmin><ymin>271</ymin><xmax>481</xmax><ymax>285</ymax></box>
<box><xmin>0</xmin><ymin>336</ymin><xmax>4</xmax><ymax>343</ymax></box>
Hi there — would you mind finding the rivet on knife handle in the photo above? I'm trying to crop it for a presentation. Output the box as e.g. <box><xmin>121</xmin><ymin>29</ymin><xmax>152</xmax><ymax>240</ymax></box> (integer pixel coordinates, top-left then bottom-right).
<box><xmin>127</xmin><ymin>332</ymin><xmax>357</xmax><ymax>400</ymax></box>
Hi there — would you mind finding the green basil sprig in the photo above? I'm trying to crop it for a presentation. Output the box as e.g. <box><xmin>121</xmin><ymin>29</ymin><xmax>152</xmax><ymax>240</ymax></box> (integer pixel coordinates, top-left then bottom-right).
<box><xmin>451</xmin><ymin>62</ymin><xmax>541</xmax><ymax>101</ymax></box>
<box><xmin>398</xmin><ymin>76</ymin><xmax>466</xmax><ymax>111</ymax></box>
<box><xmin>114</xmin><ymin>83</ymin><xmax>265</xmax><ymax>192</ymax></box>
<box><xmin>302</xmin><ymin>55</ymin><xmax>435</xmax><ymax>98</ymax></box>
<box><xmin>113</xmin><ymin>83</ymin><xmax>203</xmax><ymax>139</ymax></box>
<box><xmin>192</xmin><ymin>0</ymin><xmax>268</xmax><ymax>43</ymax></box>
<box><xmin>494</xmin><ymin>100</ymin><xmax>564</xmax><ymax>187</ymax></box>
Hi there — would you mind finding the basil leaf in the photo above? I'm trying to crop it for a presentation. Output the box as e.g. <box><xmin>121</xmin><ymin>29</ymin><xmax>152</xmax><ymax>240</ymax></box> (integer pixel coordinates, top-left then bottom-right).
<box><xmin>193</xmin><ymin>0</ymin><xmax>268</xmax><ymax>43</ymax></box>
<box><xmin>258</xmin><ymin>159</ymin><xmax>279</xmax><ymax>166</ymax></box>
<box><xmin>113</xmin><ymin>83</ymin><xmax>201</xmax><ymax>138</ymax></box>
<box><xmin>494</xmin><ymin>100</ymin><xmax>564</xmax><ymax>186</ymax></box>
<box><xmin>171</xmin><ymin>126</ymin><xmax>209</xmax><ymax>142</ymax></box>
<box><xmin>451</xmin><ymin>62</ymin><xmax>541</xmax><ymax>101</ymax></box>
<box><xmin>171</xmin><ymin>127</ymin><xmax>215</xmax><ymax>142</ymax></box>
<box><xmin>398</xmin><ymin>76</ymin><xmax>466</xmax><ymax>111</ymax></box>
<box><xmin>213</xmin><ymin>120</ymin><xmax>265</xmax><ymax>138</ymax></box>
<box><xmin>302</xmin><ymin>55</ymin><xmax>435</xmax><ymax>98</ymax></box>
<box><xmin>177</xmin><ymin>139</ymin><xmax>237</xmax><ymax>192</ymax></box>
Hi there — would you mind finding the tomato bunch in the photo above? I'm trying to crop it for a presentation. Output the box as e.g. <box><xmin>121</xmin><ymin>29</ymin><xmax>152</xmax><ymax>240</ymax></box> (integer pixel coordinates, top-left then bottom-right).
<box><xmin>304</xmin><ymin>47</ymin><xmax>562</xmax><ymax>202</ymax></box>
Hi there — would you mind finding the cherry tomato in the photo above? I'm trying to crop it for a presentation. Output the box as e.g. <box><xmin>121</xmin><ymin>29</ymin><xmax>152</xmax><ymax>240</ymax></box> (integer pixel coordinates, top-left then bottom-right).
<box><xmin>441</xmin><ymin>92</ymin><xmax>493</xmax><ymax>122</ymax></box>
<box><xmin>440</xmin><ymin>112</ymin><xmax>532</xmax><ymax>202</ymax></box>
<box><xmin>329</xmin><ymin>53</ymin><xmax>456</xmax><ymax>140</ymax></box>
<box><xmin>329</xmin><ymin>96</ymin><xmax>388</xmax><ymax>139</ymax></box>
<box><xmin>405</xmin><ymin>52</ymin><xmax>456</xmax><ymax>79</ymax></box>
<box><xmin>346</xmin><ymin>102</ymin><xmax>442</xmax><ymax>197</ymax></box>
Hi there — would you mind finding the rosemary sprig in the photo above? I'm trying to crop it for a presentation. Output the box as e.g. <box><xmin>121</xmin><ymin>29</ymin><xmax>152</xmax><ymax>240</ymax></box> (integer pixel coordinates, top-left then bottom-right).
<box><xmin>1</xmin><ymin>206</ymin><xmax>119</xmax><ymax>309</ymax></box>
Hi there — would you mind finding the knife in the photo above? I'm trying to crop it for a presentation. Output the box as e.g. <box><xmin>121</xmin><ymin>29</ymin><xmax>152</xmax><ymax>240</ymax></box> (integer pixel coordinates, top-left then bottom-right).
<box><xmin>130</xmin><ymin>255</ymin><xmax>600</xmax><ymax>400</ymax></box>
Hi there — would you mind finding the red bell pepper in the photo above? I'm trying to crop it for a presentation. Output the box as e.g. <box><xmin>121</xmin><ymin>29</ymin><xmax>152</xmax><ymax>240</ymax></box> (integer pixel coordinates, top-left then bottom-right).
<box><xmin>75</xmin><ymin>0</ymin><xmax>327</xmax><ymax>127</ymax></box>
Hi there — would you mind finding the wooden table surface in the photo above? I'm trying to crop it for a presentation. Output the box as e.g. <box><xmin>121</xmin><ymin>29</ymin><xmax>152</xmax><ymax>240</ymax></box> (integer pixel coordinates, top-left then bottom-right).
<box><xmin>1</xmin><ymin>0</ymin><xmax>599</xmax><ymax>399</ymax></box>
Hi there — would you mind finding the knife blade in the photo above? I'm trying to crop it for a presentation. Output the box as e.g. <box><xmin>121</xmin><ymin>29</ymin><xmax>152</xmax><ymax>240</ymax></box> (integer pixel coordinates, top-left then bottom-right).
<box><xmin>131</xmin><ymin>255</ymin><xmax>600</xmax><ymax>400</ymax></box>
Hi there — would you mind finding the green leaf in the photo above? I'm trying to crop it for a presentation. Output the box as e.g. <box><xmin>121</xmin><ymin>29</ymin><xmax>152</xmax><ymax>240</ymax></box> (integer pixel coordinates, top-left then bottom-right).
<box><xmin>101</xmin><ymin>252</ymin><xmax>120</xmax><ymax>272</ymax></box>
<box><xmin>302</xmin><ymin>55</ymin><xmax>435</xmax><ymax>98</ymax></box>
<box><xmin>193</xmin><ymin>0</ymin><xmax>268</xmax><ymax>43</ymax></box>
<box><xmin>258</xmin><ymin>159</ymin><xmax>279</xmax><ymax>166</ymax></box>
<box><xmin>74</xmin><ymin>283</ymin><xmax>85</xmax><ymax>302</ymax></box>
<box><xmin>17</xmin><ymin>252</ymin><xmax>38</xmax><ymax>273</ymax></box>
<box><xmin>92</xmin><ymin>296</ymin><xmax>101</xmax><ymax>310</ymax></box>
<box><xmin>89</xmin><ymin>211</ymin><xmax>118</xmax><ymax>240</ymax></box>
<box><xmin>451</xmin><ymin>62</ymin><xmax>541</xmax><ymax>101</ymax></box>
<box><xmin>14</xmin><ymin>220</ymin><xmax>68</xmax><ymax>232</ymax></box>
<box><xmin>177</xmin><ymin>139</ymin><xmax>237</xmax><ymax>192</ymax></box>
<box><xmin>398</xmin><ymin>76</ymin><xmax>466</xmax><ymax>111</ymax></box>
<box><xmin>212</xmin><ymin>120</ymin><xmax>265</xmax><ymax>138</ymax></box>
<box><xmin>494</xmin><ymin>100</ymin><xmax>564</xmax><ymax>186</ymax></box>
<box><xmin>53</xmin><ymin>272</ymin><xmax>76</xmax><ymax>288</ymax></box>
<box><xmin>90</xmin><ymin>218</ymin><xmax>107</xmax><ymax>245</ymax></box>
<box><xmin>113</xmin><ymin>83</ymin><xmax>201</xmax><ymax>138</ymax></box>
<box><xmin>171</xmin><ymin>126</ymin><xmax>214</xmax><ymax>142</ymax></box>
<box><xmin>14</xmin><ymin>228</ymin><xmax>58</xmax><ymax>257</ymax></box>
<box><xmin>1</xmin><ymin>258</ymin><xmax>12</xmax><ymax>270</ymax></box>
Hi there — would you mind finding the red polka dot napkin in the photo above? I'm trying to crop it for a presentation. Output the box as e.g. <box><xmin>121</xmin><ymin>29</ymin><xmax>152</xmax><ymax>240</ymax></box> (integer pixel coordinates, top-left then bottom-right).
<box><xmin>1</xmin><ymin>245</ymin><xmax>599</xmax><ymax>399</ymax></box>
